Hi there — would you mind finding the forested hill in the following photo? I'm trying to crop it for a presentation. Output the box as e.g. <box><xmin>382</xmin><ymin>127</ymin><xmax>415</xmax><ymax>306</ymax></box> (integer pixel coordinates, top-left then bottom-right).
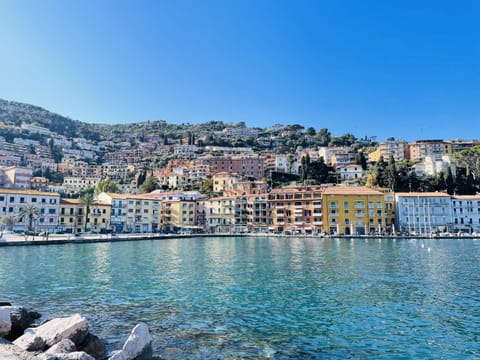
<box><xmin>0</xmin><ymin>98</ymin><xmax>107</xmax><ymax>140</ymax></box>
<box><xmin>0</xmin><ymin>98</ymin><xmax>236</xmax><ymax>142</ymax></box>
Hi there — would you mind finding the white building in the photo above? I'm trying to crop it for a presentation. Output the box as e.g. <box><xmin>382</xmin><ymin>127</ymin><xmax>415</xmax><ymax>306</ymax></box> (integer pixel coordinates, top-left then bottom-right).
<box><xmin>173</xmin><ymin>145</ymin><xmax>198</xmax><ymax>156</ymax></box>
<box><xmin>395</xmin><ymin>192</ymin><xmax>453</xmax><ymax>234</ymax></box>
<box><xmin>0</xmin><ymin>166</ymin><xmax>32</xmax><ymax>189</ymax></box>
<box><xmin>451</xmin><ymin>195</ymin><xmax>480</xmax><ymax>233</ymax></box>
<box><xmin>414</xmin><ymin>155</ymin><xmax>456</xmax><ymax>178</ymax></box>
<box><xmin>337</xmin><ymin>164</ymin><xmax>364</xmax><ymax>181</ymax></box>
<box><xmin>0</xmin><ymin>188</ymin><xmax>60</xmax><ymax>232</ymax></box>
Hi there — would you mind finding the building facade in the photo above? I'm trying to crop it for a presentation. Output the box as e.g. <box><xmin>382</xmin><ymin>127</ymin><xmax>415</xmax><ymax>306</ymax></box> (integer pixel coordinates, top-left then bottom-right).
<box><xmin>322</xmin><ymin>186</ymin><xmax>395</xmax><ymax>235</ymax></box>
<box><xmin>395</xmin><ymin>192</ymin><xmax>453</xmax><ymax>235</ymax></box>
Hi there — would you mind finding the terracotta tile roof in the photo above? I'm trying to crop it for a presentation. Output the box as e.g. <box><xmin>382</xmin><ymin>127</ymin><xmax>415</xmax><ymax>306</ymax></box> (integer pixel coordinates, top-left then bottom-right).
<box><xmin>323</xmin><ymin>186</ymin><xmax>385</xmax><ymax>195</ymax></box>
<box><xmin>0</xmin><ymin>188</ymin><xmax>60</xmax><ymax>196</ymax></box>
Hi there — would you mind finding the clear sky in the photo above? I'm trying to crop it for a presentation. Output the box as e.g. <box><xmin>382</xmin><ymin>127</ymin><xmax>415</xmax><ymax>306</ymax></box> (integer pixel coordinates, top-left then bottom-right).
<box><xmin>0</xmin><ymin>0</ymin><xmax>478</xmax><ymax>141</ymax></box>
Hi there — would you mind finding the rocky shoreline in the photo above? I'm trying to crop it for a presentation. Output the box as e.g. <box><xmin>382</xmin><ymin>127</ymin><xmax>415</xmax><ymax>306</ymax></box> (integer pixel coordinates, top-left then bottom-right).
<box><xmin>0</xmin><ymin>304</ymin><xmax>154</xmax><ymax>360</ymax></box>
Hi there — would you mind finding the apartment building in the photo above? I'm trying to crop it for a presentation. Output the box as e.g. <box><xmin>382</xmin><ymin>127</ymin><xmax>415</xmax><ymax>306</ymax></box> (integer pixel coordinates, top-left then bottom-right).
<box><xmin>197</xmin><ymin>155</ymin><xmax>265</xmax><ymax>179</ymax></box>
<box><xmin>212</xmin><ymin>173</ymin><xmax>242</xmax><ymax>193</ymax></box>
<box><xmin>368</xmin><ymin>140</ymin><xmax>408</xmax><ymax>163</ymax></box>
<box><xmin>318</xmin><ymin>146</ymin><xmax>350</xmax><ymax>165</ymax></box>
<box><xmin>96</xmin><ymin>193</ymin><xmax>128</xmax><ymax>233</ymax></box>
<box><xmin>202</xmin><ymin>196</ymin><xmax>235</xmax><ymax>233</ymax></box>
<box><xmin>263</xmin><ymin>153</ymin><xmax>298</xmax><ymax>175</ymax></box>
<box><xmin>246</xmin><ymin>193</ymin><xmax>268</xmax><ymax>233</ymax></box>
<box><xmin>59</xmin><ymin>198</ymin><xmax>84</xmax><ymax>233</ymax></box>
<box><xmin>88</xmin><ymin>200</ymin><xmax>112</xmax><ymax>233</ymax></box>
<box><xmin>413</xmin><ymin>155</ymin><xmax>456</xmax><ymax>178</ymax></box>
<box><xmin>123</xmin><ymin>194</ymin><xmax>161</xmax><ymax>233</ymax></box>
<box><xmin>451</xmin><ymin>195</ymin><xmax>480</xmax><ymax>233</ymax></box>
<box><xmin>395</xmin><ymin>192</ymin><xmax>453</xmax><ymax>235</ymax></box>
<box><xmin>407</xmin><ymin>140</ymin><xmax>452</xmax><ymax>161</ymax></box>
<box><xmin>63</xmin><ymin>177</ymin><xmax>101</xmax><ymax>192</ymax></box>
<box><xmin>160</xmin><ymin>198</ymin><xmax>198</xmax><ymax>232</ymax></box>
<box><xmin>0</xmin><ymin>188</ymin><xmax>60</xmax><ymax>232</ymax></box>
<box><xmin>267</xmin><ymin>185</ymin><xmax>325</xmax><ymax>234</ymax></box>
<box><xmin>0</xmin><ymin>166</ymin><xmax>32</xmax><ymax>189</ymax></box>
<box><xmin>323</xmin><ymin>186</ymin><xmax>395</xmax><ymax>235</ymax></box>
<box><xmin>337</xmin><ymin>164</ymin><xmax>364</xmax><ymax>181</ymax></box>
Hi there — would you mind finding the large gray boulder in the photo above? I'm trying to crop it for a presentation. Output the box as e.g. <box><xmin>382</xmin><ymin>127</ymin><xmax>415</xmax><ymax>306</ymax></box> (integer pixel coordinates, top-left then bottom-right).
<box><xmin>37</xmin><ymin>338</ymin><xmax>96</xmax><ymax>360</ymax></box>
<box><xmin>45</xmin><ymin>339</ymin><xmax>76</xmax><ymax>354</ymax></box>
<box><xmin>108</xmin><ymin>323</ymin><xmax>152</xmax><ymax>360</ymax></box>
<box><xmin>78</xmin><ymin>333</ymin><xmax>106</xmax><ymax>359</ymax></box>
<box><xmin>0</xmin><ymin>306</ymin><xmax>13</xmax><ymax>337</ymax></box>
<box><xmin>0</xmin><ymin>338</ymin><xmax>39</xmax><ymax>360</ymax></box>
<box><xmin>14</xmin><ymin>314</ymin><xmax>89</xmax><ymax>352</ymax></box>
<box><xmin>38</xmin><ymin>352</ymin><xmax>95</xmax><ymax>360</ymax></box>
<box><xmin>0</xmin><ymin>306</ymin><xmax>36</xmax><ymax>340</ymax></box>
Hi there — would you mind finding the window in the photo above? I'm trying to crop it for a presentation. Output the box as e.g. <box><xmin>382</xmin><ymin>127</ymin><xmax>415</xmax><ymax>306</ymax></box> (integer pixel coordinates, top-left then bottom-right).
<box><xmin>0</xmin><ymin>196</ymin><xmax>4</xmax><ymax>201</ymax></box>
<box><xmin>20</xmin><ymin>197</ymin><xmax>25</xmax><ymax>203</ymax></box>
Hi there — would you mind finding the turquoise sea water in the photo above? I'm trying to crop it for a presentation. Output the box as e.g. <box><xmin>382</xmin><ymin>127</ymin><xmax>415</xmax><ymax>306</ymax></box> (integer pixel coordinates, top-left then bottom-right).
<box><xmin>0</xmin><ymin>236</ymin><xmax>479</xmax><ymax>359</ymax></box>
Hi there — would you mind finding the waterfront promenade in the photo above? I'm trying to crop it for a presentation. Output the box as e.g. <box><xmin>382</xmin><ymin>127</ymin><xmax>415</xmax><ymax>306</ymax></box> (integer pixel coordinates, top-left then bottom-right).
<box><xmin>1</xmin><ymin>230</ymin><xmax>478</xmax><ymax>247</ymax></box>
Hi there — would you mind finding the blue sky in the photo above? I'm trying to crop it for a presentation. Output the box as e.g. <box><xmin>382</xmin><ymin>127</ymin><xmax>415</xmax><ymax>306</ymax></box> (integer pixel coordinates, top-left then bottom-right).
<box><xmin>0</xmin><ymin>0</ymin><xmax>478</xmax><ymax>141</ymax></box>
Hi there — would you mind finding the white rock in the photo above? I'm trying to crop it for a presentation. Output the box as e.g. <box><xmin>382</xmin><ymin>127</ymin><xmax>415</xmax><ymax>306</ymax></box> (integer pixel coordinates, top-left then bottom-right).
<box><xmin>108</xmin><ymin>323</ymin><xmax>152</xmax><ymax>360</ymax></box>
<box><xmin>0</xmin><ymin>306</ymin><xmax>14</xmax><ymax>337</ymax></box>
<box><xmin>39</xmin><ymin>351</ymin><xmax>95</xmax><ymax>360</ymax></box>
<box><xmin>0</xmin><ymin>348</ymin><xmax>22</xmax><ymax>360</ymax></box>
<box><xmin>14</xmin><ymin>314</ymin><xmax>89</xmax><ymax>351</ymax></box>
<box><xmin>45</xmin><ymin>338</ymin><xmax>76</xmax><ymax>354</ymax></box>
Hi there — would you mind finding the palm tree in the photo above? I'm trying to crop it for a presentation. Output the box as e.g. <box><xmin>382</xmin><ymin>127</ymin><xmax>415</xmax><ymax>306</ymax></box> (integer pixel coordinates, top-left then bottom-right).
<box><xmin>19</xmin><ymin>205</ymin><xmax>39</xmax><ymax>233</ymax></box>
<box><xmin>80</xmin><ymin>193</ymin><xmax>93</xmax><ymax>233</ymax></box>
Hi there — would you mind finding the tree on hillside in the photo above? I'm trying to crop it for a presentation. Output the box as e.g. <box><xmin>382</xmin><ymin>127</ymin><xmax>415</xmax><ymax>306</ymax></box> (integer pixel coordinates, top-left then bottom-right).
<box><xmin>455</xmin><ymin>146</ymin><xmax>480</xmax><ymax>181</ymax></box>
<box><xmin>137</xmin><ymin>171</ymin><xmax>147</xmax><ymax>188</ymax></box>
<box><xmin>140</xmin><ymin>176</ymin><xmax>160</xmax><ymax>193</ymax></box>
<box><xmin>355</xmin><ymin>152</ymin><xmax>368</xmax><ymax>170</ymax></box>
<box><xmin>385</xmin><ymin>155</ymin><xmax>398</xmax><ymax>191</ymax></box>
<box><xmin>308</xmin><ymin>157</ymin><xmax>332</xmax><ymax>184</ymax></box>
<box><xmin>445</xmin><ymin>167</ymin><xmax>455</xmax><ymax>195</ymax></box>
<box><xmin>95</xmin><ymin>177</ymin><xmax>120</xmax><ymax>196</ymax></box>
<box><xmin>316</xmin><ymin>128</ymin><xmax>331</xmax><ymax>146</ymax></box>
<box><xmin>200</xmin><ymin>179</ymin><xmax>213</xmax><ymax>194</ymax></box>
<box><xmin>300</xmin><ymin>154</ymin><xmax>310</xmax><ymax>181</ymax></box>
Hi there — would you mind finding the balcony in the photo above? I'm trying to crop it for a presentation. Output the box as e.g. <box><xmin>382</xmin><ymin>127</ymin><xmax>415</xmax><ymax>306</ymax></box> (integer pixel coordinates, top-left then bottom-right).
<box><xmin>329</xmin><ymin>213</ymin><xmax>339</xmax><ymax>217</ymax></box>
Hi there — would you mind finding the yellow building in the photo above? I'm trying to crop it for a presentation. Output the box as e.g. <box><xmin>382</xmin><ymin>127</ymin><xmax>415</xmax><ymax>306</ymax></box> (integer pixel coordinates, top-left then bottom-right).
<box><xmin>202</xmin><ymin>196</ymin><xmax>235</xmax><ymax>233</ymax></box>
<box><xmin>88</xmin><ymin>200</ymin><xmax>112</xmax><ymax>233</ymax></box>
<box><xmin>322</xmin><ymin>186</ymin><xmax>395</xmax><ymax>235</ymax></box>
<box><xmin>160</xmin><ymin>199</ymin><xmax>197</xmax><ymax>232</ymax></box>
<box><xmin>124</xmin><ymin>194</ymin><xmax>161</xmax><ymax>233</ymax></box>
<box><xmin>59</xmin><ymin>198</ymin><xmax>84</xmax><ymax>233</ymax></box>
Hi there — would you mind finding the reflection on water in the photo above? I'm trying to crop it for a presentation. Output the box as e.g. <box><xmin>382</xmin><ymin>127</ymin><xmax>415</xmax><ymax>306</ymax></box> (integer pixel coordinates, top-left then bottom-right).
<box><xmin>1</xmin><ymin>237</ymin><xmax>479</xmax><ymax>359</ymax></box>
